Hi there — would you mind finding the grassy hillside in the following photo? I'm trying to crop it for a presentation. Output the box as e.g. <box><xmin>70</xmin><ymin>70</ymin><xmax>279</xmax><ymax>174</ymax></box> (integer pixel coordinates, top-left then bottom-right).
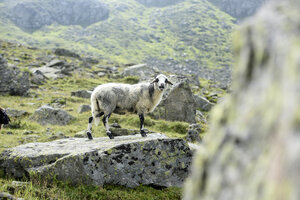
<box><xmin>0</xmin><ymin>0</ymin><xmax>235</xmax><ymax>77</ymax></box>
<box><xmin>0</xmin><ymin>37</ymin><xmax>227</xmax><ymax>199</ymax></box>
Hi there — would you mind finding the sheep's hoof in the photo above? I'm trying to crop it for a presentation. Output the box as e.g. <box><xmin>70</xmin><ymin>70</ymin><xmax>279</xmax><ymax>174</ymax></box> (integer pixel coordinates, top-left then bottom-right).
<box><xmin>87</xmin><ymin>132</ymin><xmax>93</xmax><ymax>140</ymax></box>
<box><xmin>107</xmin><ymin>131</ymin><xmax>114</xmax><ymax>139</ymax></box>
<box><xmin>141</xmin><ymin>130</ymin><xmax>147</xmax><ymax>137</ymax></box>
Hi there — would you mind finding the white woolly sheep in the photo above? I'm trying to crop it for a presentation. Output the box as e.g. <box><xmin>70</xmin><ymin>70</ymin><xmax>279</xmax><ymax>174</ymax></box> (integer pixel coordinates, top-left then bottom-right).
<box><xmin>86</xmin><ymin>74</ymin><xmax>173</xmax><ymax>139</ymax></box>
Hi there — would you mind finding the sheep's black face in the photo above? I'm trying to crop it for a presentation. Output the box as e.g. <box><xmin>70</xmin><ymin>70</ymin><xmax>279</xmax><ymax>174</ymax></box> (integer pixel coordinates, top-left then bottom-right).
<box><xmin>152</xmin><ymin>74</ymin><xmax>173</xmax><ymax>91</ymax></box>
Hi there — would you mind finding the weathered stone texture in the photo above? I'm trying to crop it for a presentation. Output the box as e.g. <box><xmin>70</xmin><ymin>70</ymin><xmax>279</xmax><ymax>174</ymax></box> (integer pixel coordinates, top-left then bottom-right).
<box><xmin>184</xmin><ymin>0</ymin><xmax>300</xmax><ymax>200</ymax></box>
<box><xmin>0</xmin><ymin>134</ymin><xmax>192</xmax><ymax>188</ymax></box>
<box><xmin>0</xmin><ymin>54</ymin><xmax>30</xmax><ymax>96</ymax></box>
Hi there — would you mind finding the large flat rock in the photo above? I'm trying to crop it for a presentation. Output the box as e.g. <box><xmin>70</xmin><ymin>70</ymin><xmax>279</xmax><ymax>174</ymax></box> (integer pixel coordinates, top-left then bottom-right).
<box><xmin>0</xmin><ymin>133</ymin><xmax>192</xmax><ymax>188</ymax></box>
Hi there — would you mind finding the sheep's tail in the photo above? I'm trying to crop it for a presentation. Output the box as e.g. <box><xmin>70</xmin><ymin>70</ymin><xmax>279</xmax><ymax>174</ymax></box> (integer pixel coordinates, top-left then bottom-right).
<box><xmin>91</xmin><ymin>95</ymin><xmax>102</xmax><ymax>126</ymax></box>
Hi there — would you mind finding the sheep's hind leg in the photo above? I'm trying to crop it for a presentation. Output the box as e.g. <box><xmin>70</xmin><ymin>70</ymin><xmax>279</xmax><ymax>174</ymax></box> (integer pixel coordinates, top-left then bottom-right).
<box><xmin>103</xmin><ymin>114</ymin><xmax>114</xmax><ymax>139</ymax></box>
<box><xmin>139</xmin><ymin>114</ymin><xmax>147</xmax><ymax>137</ymax></box>
<box><xmin>87</xmin><ymin>117</ymin><xmax>94</xmax><ymax>140</ymax></box>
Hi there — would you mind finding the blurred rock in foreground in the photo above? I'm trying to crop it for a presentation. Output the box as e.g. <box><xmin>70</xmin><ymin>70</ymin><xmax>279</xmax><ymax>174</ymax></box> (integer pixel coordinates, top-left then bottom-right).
<box><xmin>184</xmin><ymin>0</ymin><xmax>300</xmax><ymax>200</ymax></box>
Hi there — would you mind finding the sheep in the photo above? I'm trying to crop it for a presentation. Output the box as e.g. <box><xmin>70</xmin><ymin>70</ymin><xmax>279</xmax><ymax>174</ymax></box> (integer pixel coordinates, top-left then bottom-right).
<box><xmin>86</xmin><ymin>74</ymin><xmax>173</xmax><ymax>139</ymax></box>
<box><xmin>0</xmin><ymin>107</ymin><xmax>10</xmax><ymax>131</ymax></box>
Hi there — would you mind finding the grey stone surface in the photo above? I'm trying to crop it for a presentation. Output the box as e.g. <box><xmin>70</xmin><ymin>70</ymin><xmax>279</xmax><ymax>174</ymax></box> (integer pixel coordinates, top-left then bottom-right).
<box><xmin>30</xmin><ymin>66</ymin><xmax>62</xmax><ymax>79</ymax></box>
<box><xmin>0</xmin><ymin>54</ymin><xmax>30</xmax><ymax>96</ymax></box>
<box><xmin>5</xmin><ymin>108</ymin><xmax>28</xmax><ymax>118</ymax></box>
<box><xmin>30</xmin><ymin>69</ymin><xmax>48</xmax><ymax>85</ymax></box>
<box><xmin>0</xmin><ymin>133</ymin><xmax>192</xmax><ymax>188</ymax></box>
<box><xmin>78</xmin><ymin>105</ymin><xmax>91</xmax><ymax>113</ymax></box>
<box><xmin>184</xmin><ymin>0</ymin><xmax>300</xmax><ymax>199</ymax></box>
<box><xmin>71</xmin><ymin>90</ymin><xmax>92</xmax><ymax>99</ymax></box>
<box><xmin>193</xmin><ymin>95</ymin><xmax>214</xmax><ymax>111</ymax></box>
<box><xmin>186</xmin><ymin>124</ymin><xmax>202</xmax><ymax>143</ymax></box>
<box><xmin>151</xmin><ymin>80</ymin><xmax>196</xmax><ymax>123</ymax></box>
<box><xmin>31</xmin><ymin>105</ymin><xmax>74</xmax><ymax>125</ymax></box>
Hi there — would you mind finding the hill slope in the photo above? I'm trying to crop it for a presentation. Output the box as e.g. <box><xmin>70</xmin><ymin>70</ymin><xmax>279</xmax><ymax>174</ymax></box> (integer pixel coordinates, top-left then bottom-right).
<box><xmin>0</xmin><ymin>0</ymin><xmax>235</xmax><ymax>85</ymax></box>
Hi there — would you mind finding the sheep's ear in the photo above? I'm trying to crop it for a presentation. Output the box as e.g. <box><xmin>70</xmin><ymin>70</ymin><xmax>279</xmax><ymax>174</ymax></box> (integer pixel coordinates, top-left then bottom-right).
<box><xmin>166</xmin><ymin>79</ymin><xmax>173</xmax><ymax>85</ymax></box>
<box><xmin>151</xmin><ymin>78</ymin><xmax>159</xmax><ymax>84</ymax></box>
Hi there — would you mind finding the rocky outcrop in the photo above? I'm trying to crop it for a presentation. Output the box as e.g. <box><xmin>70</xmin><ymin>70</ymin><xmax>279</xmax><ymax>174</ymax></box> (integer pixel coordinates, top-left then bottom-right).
<box><xmin>0</xmin><ymin>54</ymin><xmax>30</xmax><ymax>96</ymax></box>
<box><xmin>0</xmin><ymin>134</ymin><xmax>192</xmax><ymax>188</ymax></box>
<box><xmin>9</xmin><ymin>0</ymin><xmax>109</xmax><ymax>31</ymax></box>
<box><xmin>184</xmin><ymin>0</ymin><xmax>300</xmax><ymax>199</ymax></box>
<box><xmin>31</xmin><ymin>105</ymin><xmax>74</xmax><ymax>125</ymax></box>
<box><xmin>136</xmin><ymin>0</ymin><xmax>184</xmax><ymax>7</ymax></box>
<box><xmin>208</xmin><ymin>0</ymin><xmax>266</xmax><ymax>20</ymax></box>
<box><xmin>151</xmin><ymin>81</ymin><xmax>196</xmax><ymax>123</ymax></box>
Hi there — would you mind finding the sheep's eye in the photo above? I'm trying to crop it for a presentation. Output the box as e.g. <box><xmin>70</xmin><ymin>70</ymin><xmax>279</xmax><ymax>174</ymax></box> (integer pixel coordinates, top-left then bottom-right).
<box><xmin>155</xmin><ymin>78</ymin><xmax>159</xmax><ymax>82</ymax></box>
<box><xmin>165</xmin><ymin>79</ymin><xmax>168</xmax><ymax>83</ymax></box>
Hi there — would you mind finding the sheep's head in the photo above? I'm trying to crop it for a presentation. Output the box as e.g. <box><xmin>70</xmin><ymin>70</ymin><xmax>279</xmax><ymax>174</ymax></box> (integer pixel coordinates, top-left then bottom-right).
<box><xmin>151</xmin><ymin>74</ymin><xmax>173</xmax><ymax>91</ymax></box>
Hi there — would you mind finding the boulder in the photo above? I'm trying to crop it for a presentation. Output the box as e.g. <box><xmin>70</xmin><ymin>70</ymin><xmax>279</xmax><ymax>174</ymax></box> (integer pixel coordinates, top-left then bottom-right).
<box><xmin>184</xmin><ymin>1</ymin><xmax>300</xmax><ymax>200</ymax></box>
<box><xmin>5</xmin><ymin>108</ymin><xmax>28</xmax><ymax>118</ymax></box>
<box><xmin>0</xmin><ymin>54</ymin><xmax>30</xmax><ymax>96</ymax></box>
<box><xmin>30</xmin><ymin>66</ymin><xmax>62</xmax><ymax>79</ymax></box>
<box><xmin>71</xmin><ymin>90</ymin><xmax>92</xmax><ymax>99</ymax></box>
<box><xmin>0</xmin><ymin>134</ymin><xmax>192</xmax><ymax>188</ymax></box>
<box><xmin>193</xmin><ymin>95</ymin><xmax>214</xmax><ymax>111</ymax></box>
<box><xmin>30</xmin><ymin>70</ymin><xmax>48</xmax><ymax>85</ymax></box>
<box><xmin>31</xmin><ymin>105</ymin><xmax>74</xmax><ymax>125</ymax></box>
<box><xmin>78</xmin><ymin>105</ymin><xmax>91</xmax><ymax>113</ymax></box>
<box><xmin>151</xmin><ymin>81</ymin><xmax>196</xmax><ymax>123</ymax></box>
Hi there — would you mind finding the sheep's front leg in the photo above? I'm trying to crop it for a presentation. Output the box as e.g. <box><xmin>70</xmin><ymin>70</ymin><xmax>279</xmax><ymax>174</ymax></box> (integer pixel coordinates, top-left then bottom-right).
<box><xmin>87</xmin><ymin>117</ymin><xmax>94</xmax><ymax>140</ymax></box>
<box><xmin>139</xmin><ymin>114</ymin><xmax>147</xmax><ymax>137</ymax></box>
<box><xmin>103</xmin><ymin>114</ymin><xmax>114</xmax><ymax>139</ymax></box>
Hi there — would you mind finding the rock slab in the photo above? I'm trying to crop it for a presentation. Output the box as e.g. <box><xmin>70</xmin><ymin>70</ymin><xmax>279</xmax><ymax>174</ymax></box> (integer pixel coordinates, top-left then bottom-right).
<box><xmin>0</xmin><ymin>134</ymin><xmax>192</xmax><ymax>188</ymax></box>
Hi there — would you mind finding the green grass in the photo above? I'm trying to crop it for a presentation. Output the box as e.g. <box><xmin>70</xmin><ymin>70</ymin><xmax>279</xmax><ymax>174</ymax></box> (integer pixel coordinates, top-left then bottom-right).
<box><xmin>0</xmin><ymin>177</ymin><xmax>181</xmax><ymax>200</ymax></box>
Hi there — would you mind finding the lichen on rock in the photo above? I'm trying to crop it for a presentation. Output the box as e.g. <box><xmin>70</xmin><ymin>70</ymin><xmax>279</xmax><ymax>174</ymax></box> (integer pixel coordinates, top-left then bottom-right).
<box><xmin>184</xmin><ymin>0</ymin><xmax>300</xmax><ymax>199</ymax></box>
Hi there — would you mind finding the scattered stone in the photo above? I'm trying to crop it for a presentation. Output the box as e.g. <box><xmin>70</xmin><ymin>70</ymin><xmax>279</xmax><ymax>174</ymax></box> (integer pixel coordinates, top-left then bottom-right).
<box><xmin>0</xmin><ymin>134</ymin><xmax>192</xmax><ymax>188</ymax></box>
<box><xmin>78</xmin><ymin>105</ymin><xmax>91</xmax><ymax>113</ymax></box>
<box><xmin>71</xmin><ymin>90</ymin><xmax>92</xmax><ymax>99</ymax></box>
<box><xmin>97</xmin><ymin>72</ymin><xmax>106</xmax><ymax>77</ymax></box>
<box><xmin>30</xmin><ymin>70</ymin><xmax>48</xmax><ymax>85</ymax></box>
<box><xmin>0</xmin><ymin>54</ymin><xmax>30</xmax><ymax>96</ymax></box>
<box><xmin>30</xmin><ymin>66</ymin><xmax>62</xmax><ymax>79</ymax></box>
<box><xmin>186</xmin><ymin>124</ymin><xmax>202</xmax><ymax>143</ymax></box>
<box><xmin>193</xmin><ymin>95</ymin><xmax>214</xmax><ymax>111</ymax></box>
<box><xmin>5</xmin><ymin>108</ymin><xmax>28</xmax><ymax>118</ymax></box>
<box><xmin>31</xmin><ymin>105</ymin><xmax>74</xmax><ymax>125</ymax></box>
<box><xmin>22</xmin><ymin>131</ymin><xmax>34</xmax><ymax>135</ymax></box>
<box><xmin>6</xmin><ymin>131</ymin><xmax>13</xmax><ymax>135</ymax></box>
<box><xmin>54</xmin><ymin>48</ymin><xmax>80</xmax><ymax>58</ymax></box>
<box><xmin>12</xmin><ymin>181</ymin><xmax>30</xmax><ymax>188</ymax></box>
<box><xmin>50</xmin><ymin>98</ymin><xmax>66</xmax><ymax>108</ymax></box>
